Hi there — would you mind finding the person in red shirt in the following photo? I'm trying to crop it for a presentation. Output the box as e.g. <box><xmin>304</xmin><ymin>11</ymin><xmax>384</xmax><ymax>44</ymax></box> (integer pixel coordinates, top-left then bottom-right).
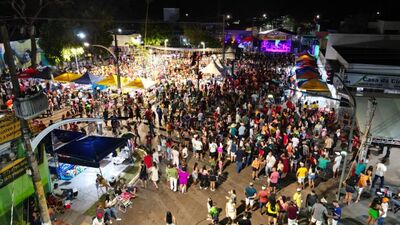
<box><xmin>143</xmin><ymin>152</ymin><xmax>153</xmax><ymax>169</ymax></box>
<box><xmin>287</xmin><ymin>200</ymin><xmax>299</xmax><ymax>225</ymax></box>
<box><xmin>258</xmin><ymin>186</ymin><xmax>270</xmax><ymax>215</ymax></box>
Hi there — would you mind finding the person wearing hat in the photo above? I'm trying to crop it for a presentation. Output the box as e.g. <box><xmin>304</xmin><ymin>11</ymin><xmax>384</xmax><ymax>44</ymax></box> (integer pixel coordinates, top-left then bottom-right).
<box><xmin>293</xmin><ymin>188</ymin><xmax>302</xmax><ymax>209</ymax></box>
<box><xmin>244</xmin><ymin>182</ymin><xmax>257</xmax><ymax>212</ymax></box>
<box><xmin>296</xmin><ymin>162</ymin><xmax>308</xmax><ymax>189</ymax></box>
<box><xmin>377</xmin><ymin>197</ymin><xmax>389</xmax><ymax>225</ymax></box>
<box><xmin>332</xmin><ymin>152</ymin><xmax>342</xmax><ymax>178</ymax></box>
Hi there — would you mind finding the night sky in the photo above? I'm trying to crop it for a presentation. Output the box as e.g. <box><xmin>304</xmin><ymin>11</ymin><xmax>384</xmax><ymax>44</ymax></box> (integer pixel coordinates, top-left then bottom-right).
<box><xmin>0</xmin><ymin>0</ymin><xmax>397</xmax><ymax>27</ymax></box>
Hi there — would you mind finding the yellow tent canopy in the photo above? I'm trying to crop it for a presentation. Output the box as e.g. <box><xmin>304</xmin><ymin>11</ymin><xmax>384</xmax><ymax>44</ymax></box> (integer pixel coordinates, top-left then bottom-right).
<box><xmin>96</xmin><ymin>75</ymin><xmax>129</xmax><ymax>87</ymax></box>
<box><xmin>53</xmin><ymin>72</ymin><xmax>82</xmax><ymax>82</ymax></box>
<box><xmin>298</xmin><ymin>79</ymin><xmax>329</xmax><ymax>92</ymax></box>
<box><xmin>124</xmin><ymin>77</ymin><xmax>156</xmax><ymax>89</ymax></box>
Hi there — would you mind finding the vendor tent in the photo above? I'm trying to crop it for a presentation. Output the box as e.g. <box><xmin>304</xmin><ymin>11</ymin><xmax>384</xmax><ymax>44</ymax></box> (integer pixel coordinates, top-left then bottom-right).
<box><xmin>72</xmin><ymin>72</ymin><xmax>102</xmax><ymax>85</ymax></box>
<box><xmin>295</xmin><ymin>54</ymin><xmax>316</xmax><ymax>62</ymax></box>
<box><xmin>201</xmin><ymin>60</ymin><xmax>223</xmax><ymax>75</ymax></box>
<box><xmin>55</xmin><ymin>136</ymin><xmax>127</xmax><ymax>167</ymax></box>
<box><xmin>96</xmin><ymin>74</ymin><xmax>129</xmax><ymax>87</ymax></box>
<box><xmin>32</xmin><ymin>67</ymin><xmax>54</xmax><ymax>80</ymax></box>
<box><xmin>54</xmin><ymin>72</ymin><xmax>82</xmax><ymax>82</ymax></box>
<box><xmin>298</xmin><ymin>79</ymin><xmax>329</xmax><ymax>92</ymax></box>
<box><xmin>296</xmin><ymin>71</ymin><xmax>320</xmax><ymax>80</ymax></box>
<box><xmin>296</xmin><ymin>66</ymin><xmax>319</xmax><ymax>74</ymax></box>
<box><xmin>124</xmin><ymin>77</ymin><xmax>156</xmax><ymax>89</ymax></box>
<box><xmin>17</xmin><ymin>68</ymin><xmax>38</xmax><ymax>79</ymax></box>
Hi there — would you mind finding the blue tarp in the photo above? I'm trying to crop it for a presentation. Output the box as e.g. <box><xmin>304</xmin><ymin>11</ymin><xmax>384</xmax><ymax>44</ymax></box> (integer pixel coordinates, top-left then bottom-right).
<box><xmin>42</xmin><ymin>129</ymin><xmax>86</xmax><ymax>153</ymax></box>
<box><xmin>72</xmin><ymin>72</ymin><xmax>102</xmax><ymax>85</ymax></box>
<box><xmin>55</xmin><ymin>136</ymin><xmax>127</xmax><ymax>167</ymax></box>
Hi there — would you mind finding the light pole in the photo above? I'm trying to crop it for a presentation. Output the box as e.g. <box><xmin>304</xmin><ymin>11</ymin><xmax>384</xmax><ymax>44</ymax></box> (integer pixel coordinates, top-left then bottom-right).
<box><xmin>84</xmin><ymin>42</ymin><xmax>117</xmax><ymax>60</ymax></box>
<box><xmin>164</xmin><ymin>39</ymin><xmax>168</xmax><ymax>53</ymax></box>
<box><xmin>201</xmin><ymin>41</ymin><xmax>205</xmax><ymax>54</ymax></box>
<box><xmin>71</xmin><ymin>48</ymin><xmax>79</xmax><ymax>72</ymax></box>
<box><xmin>222</xmin><ymin>14</ymin><xmax>231</xmax><ymax>63</ymax></box>
<box><xmin>114</xmin><ymin>28</ymin><xmax>122</xmax><ymax>90</ymax></box>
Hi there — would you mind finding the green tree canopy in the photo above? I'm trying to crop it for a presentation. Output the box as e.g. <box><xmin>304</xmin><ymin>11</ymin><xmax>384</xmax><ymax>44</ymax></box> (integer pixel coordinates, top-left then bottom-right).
<box><xmin>141</xmin><ymin>23</ymin><xmax>174</xmax><ymax>46</ymax></box>
<box><xmin>183</xmin><ymin>25</ymin><xmax>221</xmax><ymax>48</ymax></box>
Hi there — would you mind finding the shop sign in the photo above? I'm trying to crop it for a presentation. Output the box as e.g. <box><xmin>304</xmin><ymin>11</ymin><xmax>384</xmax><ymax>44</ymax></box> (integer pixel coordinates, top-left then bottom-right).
<box><xmin>0</xmin><ymin>158</ymin><xmax>29</xmax><ymax>188</ymax></box>
<box><xmin>0</xmin><ymin>115</ymin><xmax>21</xmax><ymax>145</ymax></box>
<box><xmin>344</xmin><ymin>73</ymin><xmax>400</xmax><ymax>90</ymax></box>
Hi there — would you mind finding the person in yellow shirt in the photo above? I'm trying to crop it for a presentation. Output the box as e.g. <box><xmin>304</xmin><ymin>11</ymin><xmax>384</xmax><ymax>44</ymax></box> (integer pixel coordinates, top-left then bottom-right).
<box><xmin>356</xmin><ymin>169</ymin><xmax>372</xmax><ymax>203</ymax></box>
<box><xmin>293</xmin><ymin>188</ymin><xmax>303</xmax><ymax>209</ymax></box>
<box><xmin>296</xmin><ymin>162</ymin><xmax>308</xmax><ymax>189</ymax></box>
<box><xmin>251</xmin><ymin>157</ymin><xmax>261</xmax><ymax>180</ymax></box>
<box><xmin>266</xmin><ymin>195</ymin><xmax>280</xmax><ymax>225</ymax></box>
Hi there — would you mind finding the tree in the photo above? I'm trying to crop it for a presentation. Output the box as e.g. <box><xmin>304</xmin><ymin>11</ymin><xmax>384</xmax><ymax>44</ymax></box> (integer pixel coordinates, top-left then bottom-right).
<box><xmin>140</xmin><ymin>22</ymin><xmax>174</xmax><ymax>46</ymax></box>
<box><xmin>9</xmin><ymin>0</ymin><xmax>69</xmax><ymax>68</ymax></box>
<box><xmin>183</xmin><ymin>24</ymin><xmax>221</xmax><ymax>48</ymax></box>
<box><xmin>38</xmin><ymin>21</ymin><xmax>80</xmax><ymax>65</ymax></box>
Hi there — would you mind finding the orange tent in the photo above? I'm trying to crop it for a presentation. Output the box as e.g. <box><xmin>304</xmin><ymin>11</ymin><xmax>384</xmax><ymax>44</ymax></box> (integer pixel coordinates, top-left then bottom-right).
<box><xmin>298</xmin><ymin>79</ymin><xmax>329</xmax><ymax>92</ymax></box>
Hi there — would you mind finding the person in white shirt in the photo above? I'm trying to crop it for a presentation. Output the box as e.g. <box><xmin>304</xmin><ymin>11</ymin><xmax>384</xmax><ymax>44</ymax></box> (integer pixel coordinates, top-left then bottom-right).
<box><xmin>209</xmin><ymin>141</ymin><xmax>218</xmax><ymax>159</ymax></box>
<box><xmin>182</xmin><ymin>145</ymin><xmax>188</xmax><ymax>160</ymax></box>
<box><xmin>265</xmin><ymin>151</ymin><xmax>276</xmax><ymax>176</ymax></box>
<box><xmin>292</xmin><ymin>136</ymin><xmax>299</xmax><ymax>148</ymax></box>
<box><xmin>377</xmin><ymin>197</ymin><xmax>389</xmax><ymax>225</ymax></box>
<box><xmin>332</xmin><ymin>152</ymin><xmax>342</xmax><ymax>178</ymax></box>
<box><xmin>371</xmin><ymin>160</ymin><xmax>387</xmax><ymax>190</ymax></box>
<box><xmin>171</xmin><ymin>147</ymin><xmax>180</xmax><ymax>168</ymax></box>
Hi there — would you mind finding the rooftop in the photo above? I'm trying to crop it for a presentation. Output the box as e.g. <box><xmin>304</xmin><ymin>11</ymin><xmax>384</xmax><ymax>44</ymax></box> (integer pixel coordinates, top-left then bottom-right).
<box><xmin>333</xmin><ymin>40</ymin><xmax>400</xmax><ymax>66</ymax></box>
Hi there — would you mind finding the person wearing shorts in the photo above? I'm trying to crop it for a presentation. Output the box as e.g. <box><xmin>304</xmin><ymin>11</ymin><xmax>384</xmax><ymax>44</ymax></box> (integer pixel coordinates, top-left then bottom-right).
<box><xmin>296</xmin><ymin>162</ymin><xmax>308</xmax><ymax>189</ymax></box>
<box><xmin>244</xmin><ymin>182</ymin><xmax>257</xmax><ymax>211</ymax></box>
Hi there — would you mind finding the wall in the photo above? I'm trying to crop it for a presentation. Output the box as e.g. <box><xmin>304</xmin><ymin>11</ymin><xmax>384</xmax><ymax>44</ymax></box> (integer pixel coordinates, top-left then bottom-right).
<box><xmin>0</xmin><ymin>152</ymin><xmax>50</xmax><ymax>223</ymax></box>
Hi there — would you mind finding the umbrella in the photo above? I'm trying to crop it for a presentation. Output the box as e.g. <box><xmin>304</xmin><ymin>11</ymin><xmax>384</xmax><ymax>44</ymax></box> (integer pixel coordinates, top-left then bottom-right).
<box><xmin>54</xmin><ymin>72</ymin><xmax>82</xmax><ymax>82</ymax></box>
<box><xmin>124</xmin><ymin>77</ymin><xmax>156</xmax><ymax>89</ymax></box>
<box><xmin>96</xmin><ymin>74</ymin><xmax>130</xmax><ymax>87</ymax></box>
<box><xmin>17</xmin><ymin>68</ymin><xmax>38</xmax><ymax>79</ymax></box>
<box><xmin>298</xmin><ymin>79</ymin><xmax>329</xmax><ymax>92</ymax></box>
<box><xmin>72</xmin><ymin>72</ymin><xmax>102</xmax><ymax>85</ymax></box>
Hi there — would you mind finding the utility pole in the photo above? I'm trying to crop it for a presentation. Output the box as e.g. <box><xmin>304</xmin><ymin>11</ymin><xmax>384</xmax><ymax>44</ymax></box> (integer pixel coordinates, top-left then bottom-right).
<box><xmin>114</xmin><ymin>32</ymin><xmax>121</xmax><ymax>90</ymax></box>
<box><xmin>1</xmin><ymin>25</ymin><xmax>52</xmax><ymax>225</ymax></box>
<box><xmin>336</xmin><ymin>74</ymin><xmax>356</xmax><ymax>201</ymax></box>
<box><xmin>144</xmin><ymin>0</ymin><xmax>150</xmax><ymax>46</ymax></box>
<box><xmin>222</xmin><ymin>15</ymin><xmax>226</xmax><ymax>63</ymax></box>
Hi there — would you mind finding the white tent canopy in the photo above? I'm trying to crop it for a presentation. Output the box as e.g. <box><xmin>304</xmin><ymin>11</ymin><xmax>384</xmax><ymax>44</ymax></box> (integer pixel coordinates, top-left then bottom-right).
<box><xmin>201</xmin><ymin>60</ymin><xmax>223</xmax><ymax>75</ymax></box>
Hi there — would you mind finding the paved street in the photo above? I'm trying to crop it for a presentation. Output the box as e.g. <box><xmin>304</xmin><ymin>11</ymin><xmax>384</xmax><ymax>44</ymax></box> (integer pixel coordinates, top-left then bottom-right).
<box><xmin>44</xmin><ymin>111</ymin><xmax>400</xmax><ymax>225</ymax></box>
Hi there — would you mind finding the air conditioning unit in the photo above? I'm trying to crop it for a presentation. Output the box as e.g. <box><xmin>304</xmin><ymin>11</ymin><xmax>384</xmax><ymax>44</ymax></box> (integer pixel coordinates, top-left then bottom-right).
<box><xmin>13</xmin><ymin>92</ymin><xmax>49</xmax><ymax>120</ymax></box>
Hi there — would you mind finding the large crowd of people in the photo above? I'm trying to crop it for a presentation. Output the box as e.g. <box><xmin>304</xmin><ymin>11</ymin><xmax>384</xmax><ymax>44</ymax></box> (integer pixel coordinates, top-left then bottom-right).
<box><xmin>2</xmin><ymin>49</ymin><xmax>397</xmax><ymax>225</ymax></box>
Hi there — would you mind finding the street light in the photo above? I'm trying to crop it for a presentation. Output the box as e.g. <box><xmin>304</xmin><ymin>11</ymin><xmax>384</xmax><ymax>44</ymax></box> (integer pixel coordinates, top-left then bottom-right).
<box><xmin>316</xmin><ymin>14</ymin><xmax>320</xmax><ymax>19</ymax></box>
<box><xmin>263</xmin><ymin>13</ymin><xmax>267</xmax><ymax>18</ymax></box>
<box><xmin>77</xmin><ymin>32</ymin><xmax>86</xmax><ymax>39</ymax></box>
<box><xmin>117</xmin><ymin>28</ymin><xmax>122</xmax><ymax>33</ymax></box>
<box><xmin>200</xmin><ymin>41</ymin><xmax>205</xmax><ymax>54</ymax></box>
<box><xmin>164</xmin><ymin>39</ymin><xmax>168</xmax><ymax>52</ymax></box>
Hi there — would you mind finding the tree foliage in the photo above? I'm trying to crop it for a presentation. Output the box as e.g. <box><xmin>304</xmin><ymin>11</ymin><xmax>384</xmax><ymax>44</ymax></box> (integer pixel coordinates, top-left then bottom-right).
<box><xmin>183</xmin><ymin>25</ymin><xmax>221</xmax><ymax>48</ymax></box>
<box><xmin>141</xmin><ymin>23</ymin><xmax>174</xmax><ymax>46</ymax></box>
<box><xmin>38</xmin><ymin>21</ymin><xmax>80</xmax><ymax>65</ymax></box>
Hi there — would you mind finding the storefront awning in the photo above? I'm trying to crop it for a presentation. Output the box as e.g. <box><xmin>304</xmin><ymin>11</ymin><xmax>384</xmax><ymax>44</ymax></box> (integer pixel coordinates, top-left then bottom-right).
<box><xmin>55</xmin><ymin>136</ymin><xmax>127</xmax><ymax>168</ymax></box>
<box><xmin>298</xmin><ymin>79</ymin><xmax>329</xmax><ymax>92</ymax></box>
